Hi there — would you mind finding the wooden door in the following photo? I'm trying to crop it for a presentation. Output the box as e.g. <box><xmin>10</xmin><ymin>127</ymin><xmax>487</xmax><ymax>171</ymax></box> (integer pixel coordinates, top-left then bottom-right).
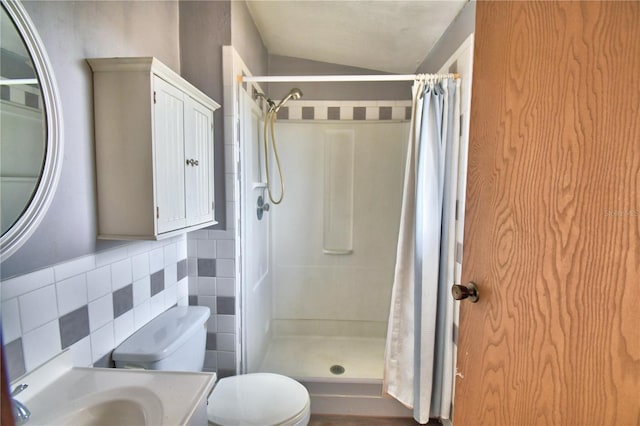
<box><xmin>184</xmin><ymin>96</ymin><xmax>215</xmax><ymax>227</ymax></box>
<box><xmin>455</xmin><ymin>2</ymin><xmax>640</xmax><ymax>425</ymax></box>
<box><xmin>153</xmin><ymin>76</ymin><xmax>187</xmax><ymax>234</ymax></box>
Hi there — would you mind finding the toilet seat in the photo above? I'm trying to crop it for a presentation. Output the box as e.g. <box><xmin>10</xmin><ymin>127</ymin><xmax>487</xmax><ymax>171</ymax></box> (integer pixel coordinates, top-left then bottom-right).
<box><xmin>207</xmin><ymin>373</ymin><xmax>310</xmax><ymax>426</ymax></box>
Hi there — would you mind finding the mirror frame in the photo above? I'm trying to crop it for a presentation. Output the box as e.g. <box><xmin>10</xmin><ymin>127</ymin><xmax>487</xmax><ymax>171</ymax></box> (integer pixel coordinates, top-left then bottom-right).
<box><xmin>0</xmin><ymin>0</ymin><xmax>63</xmax><ymax>261</ymax></box>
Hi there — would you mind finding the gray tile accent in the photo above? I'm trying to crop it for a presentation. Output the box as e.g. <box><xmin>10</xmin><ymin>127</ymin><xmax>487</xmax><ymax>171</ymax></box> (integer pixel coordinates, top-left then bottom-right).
<box><xmin>59</xmin><ymin>305</ymin><xmax>90</xmax><ymax>349</ymax></box>
<box><xmin>327</xmin><ymin>107</ymin><xmax>340</xmax><ymax>120</ymax></box>
<box><xmin>188</xmin><ymin>295</ymin><xmax>198</xmax><ymax>306</ymax></box>
<box><xmin>93</xmin><ymin>353</ymin><xmax>114</xmax><ymax>368</ymax></box>
<box><xmin>5</xmin><ymin>338</ymin><xmax>26</xmax><ymax>380</ymax></box>
<box><xmin>177</xmin><ymin>259</ymin><xmax>187</xmax><ymax>281</ymax></box>
<box><xmin>452</xmin><ymin>323</ymin><xmax>459</xmax><ymax>344</ymax></box>
<box><xmin>197</xmin><ymin>259</ymin><xmax>216</xmax><ymax>277</ymax></box>
<box><xmin>353</xmin><ymin>107</ymin><xmax>366</xmax><ymax>120</ymax></box>
<box><xmin>379</xmin><ymin>106</ymin><xmax>392</xmax><ymax>120</ymax></box>
<box><xmin>113</xmin><ymin>284</ymin><xmax>133</xmax><ymax>318</ymax></box>
<box><xmin>25</xmin><ymin>92</ymin><xmax>39</xmax><ymax>109</ymax></box>
<box><xmin>276</xmin><ymin>106</ymin><xmax>289</xmax><ymax>120</ymax></box>
<box><xmin>405</xmin><ymin>106</ymin><xmax>412</xmax><ymax>120</ymax></box>
<box><xmin>302</xmin><ymin>106</ymin><xmax>314</xmax><ymax>120</ymax></box>
<box><xmin>150</xmin><ymin>270</ymin><xmax>165</xmax><ymax>296</ymax></box>
<box><xmin>206</xmin><ymin>333</ymin><xmax>217</xmax><ymax>350</ymax></box>
<box><xmin>217</xmin><ymin>369</ymin><xmax>236</xmax><ymax>379</ymax></box>
<box><xmin>217</xmin><ymin>297</ymin><xmax>235</xmax><ymax>315</ymax></box>
<box><xmin>0</xmin><ymin>86</ymin><xmax>9</xmax><ymax>101</ymax></box>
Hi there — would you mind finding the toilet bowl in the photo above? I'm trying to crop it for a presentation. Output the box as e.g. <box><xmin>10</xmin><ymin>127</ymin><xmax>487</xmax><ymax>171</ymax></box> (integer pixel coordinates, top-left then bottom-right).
<box><xmin>112</xmin><ymin>306</ymin><xmax>310</xmax><ymax>425</ymax></box>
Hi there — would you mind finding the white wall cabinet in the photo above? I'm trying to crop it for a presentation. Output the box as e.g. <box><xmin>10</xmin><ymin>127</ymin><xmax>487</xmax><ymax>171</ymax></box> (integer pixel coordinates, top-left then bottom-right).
<box><xmin>88</xmin><ymin>57</ymin><xmax>220</xmax><ymax>240</ymax></box>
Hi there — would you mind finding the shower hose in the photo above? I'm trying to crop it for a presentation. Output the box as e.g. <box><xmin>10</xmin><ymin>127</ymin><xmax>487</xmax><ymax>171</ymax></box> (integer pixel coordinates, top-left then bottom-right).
<box><xmin>263</xmin><ymin>108</ymin><xmax>285</xmax><ymax>204</ymax></box>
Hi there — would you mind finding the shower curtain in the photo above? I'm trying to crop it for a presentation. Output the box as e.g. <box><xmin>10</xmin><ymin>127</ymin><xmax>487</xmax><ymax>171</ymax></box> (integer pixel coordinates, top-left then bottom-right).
<box><xmin>383</xmin><ymin>76</ymin><xmax>461</xmax><ymax>424</ymax></box>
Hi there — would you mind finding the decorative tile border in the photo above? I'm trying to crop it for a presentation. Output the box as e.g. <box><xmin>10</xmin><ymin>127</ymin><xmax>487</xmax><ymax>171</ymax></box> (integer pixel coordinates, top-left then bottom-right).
<box><xmin>0</xmin><ymin>83</ymin><xmax>42</xmax><ymax>110</ymax></box>
<box><xmin>273</xmin><ymin>100</ymin><xmax>412</xmax><ymax>122</ymax></box>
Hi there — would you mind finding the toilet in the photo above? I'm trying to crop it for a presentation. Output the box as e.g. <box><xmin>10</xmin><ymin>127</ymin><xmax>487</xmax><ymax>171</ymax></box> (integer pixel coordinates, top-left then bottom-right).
<box><xmin>112</xmin><ymin>306</ymin><xmax>310</xmax><ymax>426</ymax></box>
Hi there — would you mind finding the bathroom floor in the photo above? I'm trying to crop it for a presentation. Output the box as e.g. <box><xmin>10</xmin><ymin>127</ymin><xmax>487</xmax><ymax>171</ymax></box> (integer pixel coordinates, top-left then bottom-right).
<box><xmin>260</xmin><ymin>335</ymin><xmax>386</xmax><ymax>379</ymax></box>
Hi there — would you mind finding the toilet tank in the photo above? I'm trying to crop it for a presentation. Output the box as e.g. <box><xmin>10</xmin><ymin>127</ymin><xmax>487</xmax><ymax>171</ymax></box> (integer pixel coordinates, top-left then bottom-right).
<box><xmin>112</xmin><ymin>306</ymin><xmax>210</xmax><ymax>372</ymax></box>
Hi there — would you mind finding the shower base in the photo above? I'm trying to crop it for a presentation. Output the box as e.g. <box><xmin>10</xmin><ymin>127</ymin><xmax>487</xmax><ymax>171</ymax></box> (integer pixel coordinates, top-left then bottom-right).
<box><xmin>259</xmin><ymin>320</ymin><xmax>412</xmax><ymax>417</ymax></box>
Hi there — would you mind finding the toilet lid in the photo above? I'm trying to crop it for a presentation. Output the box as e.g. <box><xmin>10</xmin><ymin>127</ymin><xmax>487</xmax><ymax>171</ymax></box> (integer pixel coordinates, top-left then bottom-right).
<box><xmin>207</xmin><ymin>373</ymin><xmax>310</xmax><ymax>426</ymax></box>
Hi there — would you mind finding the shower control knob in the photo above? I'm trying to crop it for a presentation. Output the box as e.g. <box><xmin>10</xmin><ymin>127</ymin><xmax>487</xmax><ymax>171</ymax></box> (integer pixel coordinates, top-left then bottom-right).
<box><xmin>451</xmin><ymin>282</ymin><xmax>479</xmax><ymax>303</ymax></box>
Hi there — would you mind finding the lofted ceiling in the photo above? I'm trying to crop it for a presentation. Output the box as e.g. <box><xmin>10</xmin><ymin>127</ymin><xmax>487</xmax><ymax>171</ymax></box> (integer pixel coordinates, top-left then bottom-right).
<box><xmin>245</xmin><ymin>0</ymin><xmax>467</xmax><ymax>74</ymax></box>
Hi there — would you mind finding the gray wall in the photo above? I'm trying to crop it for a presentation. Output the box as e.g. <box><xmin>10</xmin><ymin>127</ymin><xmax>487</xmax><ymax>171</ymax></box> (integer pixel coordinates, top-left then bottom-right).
<box><xmin>416</xmin><ymin>1</ymin><xmax>475</xmax><ymax>73</ymax></box>
<box><xmin>1</xmin><ymin>1</ymin><xmax>181</xmax><ymax>279</ymax></box>
<box><xmin>179</xmin><ymin>0</ymin><xmax>231</xmax><ymax>231</ymax></box>
<box><xmin>268</xmin><ymin>55</ymin><xmax>412</xmax><ymax>101</ymax></box>
<box><xmin>231</xmin><ymin>1</ymin><xmax>268</xmax><ymax>78</ymax></box>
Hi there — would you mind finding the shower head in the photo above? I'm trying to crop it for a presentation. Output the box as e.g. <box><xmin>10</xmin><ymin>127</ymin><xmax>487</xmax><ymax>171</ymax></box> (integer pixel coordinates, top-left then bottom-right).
<box><xmin>274</xmin><ymin>88</ymin><xmax>303</xmax><ymax>112</ymax></box>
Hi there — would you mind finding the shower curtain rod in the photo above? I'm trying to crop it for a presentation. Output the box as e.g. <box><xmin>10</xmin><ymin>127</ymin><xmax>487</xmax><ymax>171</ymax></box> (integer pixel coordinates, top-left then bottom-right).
<box><xmin>239</xmin><ymin>73</ymin><xmax>460</xmax><ymax>83</ymax></box>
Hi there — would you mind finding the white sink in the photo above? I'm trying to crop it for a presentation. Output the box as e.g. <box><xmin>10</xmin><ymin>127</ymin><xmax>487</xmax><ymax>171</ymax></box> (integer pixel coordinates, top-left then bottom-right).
<box><xmin>11</xmin><ymin>351</ymin><xmax>216</xmax><ymax>426</ymax></box>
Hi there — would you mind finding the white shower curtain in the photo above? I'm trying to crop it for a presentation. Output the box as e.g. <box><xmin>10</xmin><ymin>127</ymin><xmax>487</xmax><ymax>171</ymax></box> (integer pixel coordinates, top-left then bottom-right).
<box><xmin>383</xmin><ymin>76</ymin><xmax>461</xmax><ymax>424</ymax></box>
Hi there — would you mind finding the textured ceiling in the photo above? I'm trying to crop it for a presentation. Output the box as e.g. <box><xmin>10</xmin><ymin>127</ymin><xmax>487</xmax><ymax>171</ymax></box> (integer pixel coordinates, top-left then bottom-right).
<box><xmin>246</xmin><ymin>0</ymin><xmax>467</xmax><ymax>74</ymax></box>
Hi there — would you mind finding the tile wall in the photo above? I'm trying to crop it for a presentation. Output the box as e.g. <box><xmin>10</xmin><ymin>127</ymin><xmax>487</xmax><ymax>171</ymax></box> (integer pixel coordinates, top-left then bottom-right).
<box><xmin>1</xmin><ymin>235</ymin><xmax>189</xmax><ymax>380</ymax></box>
<box><xmin>187</xmin><ymin>229</ymin><xmax>237</xmax><ymax>378</ymax></box>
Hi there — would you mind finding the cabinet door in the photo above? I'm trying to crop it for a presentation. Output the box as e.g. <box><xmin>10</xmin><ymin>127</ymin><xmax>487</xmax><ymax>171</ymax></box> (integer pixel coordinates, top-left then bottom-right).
<box><xmin>153</xmin><ymin>76</ymin><xmax>187</xmax><ymax>234</ymax></box>
<box><xmin>184</xmin><ymin>96</ymin><xmax>215</xmax><ymax>226</ymax></box>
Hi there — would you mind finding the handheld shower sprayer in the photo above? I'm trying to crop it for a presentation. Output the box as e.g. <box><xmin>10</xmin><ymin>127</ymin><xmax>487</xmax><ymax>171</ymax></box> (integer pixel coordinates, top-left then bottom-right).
<box><xmin>254</xmin><ymin>87</ymin><xmax>303</xmax><ymax>205</ymax></box>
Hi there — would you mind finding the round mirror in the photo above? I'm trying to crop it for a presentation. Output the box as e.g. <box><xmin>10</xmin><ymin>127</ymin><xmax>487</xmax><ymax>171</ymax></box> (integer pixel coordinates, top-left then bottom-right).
<box><xmin>0</xmin><ymin>0</ymin><xmax>63</xmax><ymax>260</ymax></box>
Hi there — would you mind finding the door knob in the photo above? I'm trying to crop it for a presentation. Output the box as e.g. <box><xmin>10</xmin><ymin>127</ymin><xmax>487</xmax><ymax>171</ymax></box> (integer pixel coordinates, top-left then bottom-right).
<box><xmin>451</xmin><ymin>282</ymin><xmax>479</xmax><ymax>303</ymax></box>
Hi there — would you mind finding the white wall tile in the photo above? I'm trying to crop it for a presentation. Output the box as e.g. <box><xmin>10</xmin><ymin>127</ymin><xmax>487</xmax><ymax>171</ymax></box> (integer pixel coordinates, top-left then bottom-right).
<box><xmin>133</xmin><ymin>276</ymin><xmax>151</xmax><ymax>306</ymax></box>
<box><xmin>114</xmin><ymin>311</ymin><xmax>135</xmax><ymax>345</ymax></box>
<box><xmin>392</xmin><ymin>106</ymin><xmax>405</xmax><ymax>120</ymax></box>
<box><xmin>215</xmin><ymin>240</ymin><xmax>235</xmax><ymax>259</ymax></box>
<box><xmin>53</xmin><ymin>255</ymin><xmax>95</xmax><ymax>282</ymax></box>
<box><xmin>177</xmin><ymin>296</ymin><xmax>188</xmax><ymax>307</ymax></box>
<box><xmin>111</xmin><ymin>258</ymin><xmax>132</xmax><ymax>291</ymax></box>
<box><xmin>22</xmin><ymin>320</ymin><xmax>61</xmax><ymax>371</ymax></box>
<box><xmin>187</xmin><ymin>239</ymin><xmax>197</xmax><ymax>257</ymax></box>
<box><xmin>217</xmin><ymin>333</ymin><xmax>235</xmax><ymax>352</ymax></box>
<box><xmin>225</xmin><ymin>173</ymin><xmax>236</xmax><ymax>202</ymax></box>
<box><xmin>206</xmin><ymin>315</ymin><xmax>217</xmax><ymax>333</ymax></box>
<box><xmin>19</xmin><ymin>285</ymin><xmax>58</xmax><ymax>333</ymax></box>
<box><xmin>91</xmin><ymin>322</ymin><xmax>115</xmax><ymax>362</ymax></box>
<box><xmin>89</xmin><ymin>294</ymin><xmax>113</xmax><ymax>332</ymax></box>
<box><xmin>198</xmin><ymin>296</ymin><xmax>216</xmax><ymax>316</ymax></box>
<box><xmin>126</xmin><ymin>241</ymin><xmax>151</xmax><ymax>257</ymax></box>
<box><xmin>197</xmin><ymin>277</ymin><xmax>216</xmax><ymax>296</ymax></box>
<box><xmin>366</xmin><ymin>107</ymin><xmax>379</xmax><ymax>120</ymax></box>
<box><xmin>149</xmin><ymin>247</ymin><xmax>164</xmax><ymax>273</ymax></box>
<box><xmin>226</xmin><ymin>202</ymin><xmax>236</xmax><ymax>230</ymax></box>
<box><xmin>215</xmin><ymin>278</ymin><xmax>235</xmax><ymax>297</ymax></box>
<box><xmin>95</xmin><ymin>246</ymin><xmax>128</xmax><ymax>268</ymax></box>
<box><xmin>217</xmin><ymin>315</ymin><xmax>236</xmax><ymax>333</ymax></box>
<box><xmin>197</xmin><ymin>239</ymin><xmax>216</xmax><ymax>259</ymax></box>
<box><xmin>176</xmin><ymin>237</ymin><xmax>187</xmax><ymax>260</ymax></box>
<box><xmin>164</xmin><ymin>263</ymin><xmax>177</xmax><ymax>286</ymax></box>
<box><xmin>315</xmin><ymin>106</ymin><xmax>328</xmax><ymax>120</ymax></box>
<box><xmin>289</xmin><ymin>106</ymin><xmax>302</xmax><ymax>120</ymax></box>
<box><xmin>164</xmin><ymin>284</ymin><xmax>177</xmax><ymax>310</ymax></box>
<box><xmin>86</xmin><ymin>265</ymin><xmax>111</xmax><ymax>302</ymax></box>
<box><xmin>164</xmin><ymin>243</ymin><xmax>177</xmax><ymax>266</ymax></box>
<box><xmin>177</xmin><ymin>278</ymin><xmax>188</xmax><ymax>302</ymax></box>
<box><xmin>69</xmin><ymin>335</ymin><xmax>92</xmax><ymax>367</ymax></box>
<box><xmin>188</xmin><ymin>258</ymin><xmax>198</xmax><ymax>277</ymax></box>
<box><xmin>131</xmin><ymin>252</ymin><xmax>150</xmax><ymax>282</ymax></box>
<box><xmin>56</xmin><ymin>274</ymin><xmax>88</xmax><ymax>316</ymax></box>
<box><xmin>340</xmin><ymin>107</ymin><xmax>353</xmax><ymax>120</ymax></box>
<box><xmin>216</xmin><ymin>259</ymin><xmax>235</xmax><ymax>278</ymax></box>
<box><xmin>134</xmin><ymin>300</ymin><xmax>151</xmax><ymax>329</ymax></box>
<box><xmin>2</xmin><ymin>268</ymin><xmax>55</xmax><ymax>301</ymax></box>
<box><xmin>150</xmin><ymin>293</ymin><xmax>165</xmax><ymax>317</ymax></box>
<box><xmin>1</xmin><ymin>298</ymin><xmax>21</xmax><ymax>342</ymax></box>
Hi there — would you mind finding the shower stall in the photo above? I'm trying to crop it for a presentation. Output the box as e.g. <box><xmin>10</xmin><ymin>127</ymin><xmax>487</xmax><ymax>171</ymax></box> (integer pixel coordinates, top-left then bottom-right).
<box><xmin>238</xmin><ymin>79</ymin><xmax>412</xmax><ymax>414</ymax></box>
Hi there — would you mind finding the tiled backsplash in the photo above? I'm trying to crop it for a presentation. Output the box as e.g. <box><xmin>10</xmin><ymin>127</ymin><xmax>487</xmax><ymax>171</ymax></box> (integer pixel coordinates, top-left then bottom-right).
<box><xmin>187</xmin><ymin>228</ymin><xmax>237</xmax><ymax>379</ymax></box>
<box><xmin>1</xmin><ymin>235</ymin><xmax>189</xmax><ymax>380</ymax></box>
